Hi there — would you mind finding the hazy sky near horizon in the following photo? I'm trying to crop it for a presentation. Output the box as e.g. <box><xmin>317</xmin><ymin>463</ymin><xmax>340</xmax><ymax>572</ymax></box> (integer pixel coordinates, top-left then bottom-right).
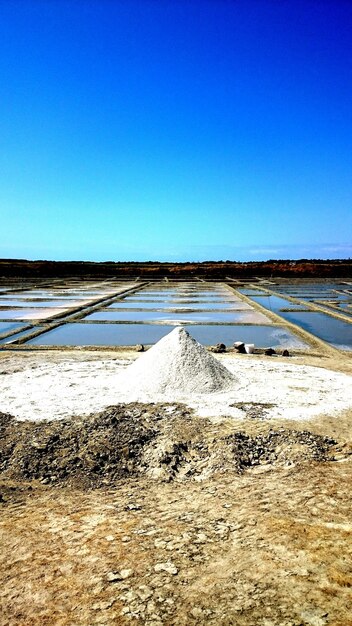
<box><xmin>1</xmin><ymin>0</ymin><xmax>352</xmax><ymax>262</ymax></box>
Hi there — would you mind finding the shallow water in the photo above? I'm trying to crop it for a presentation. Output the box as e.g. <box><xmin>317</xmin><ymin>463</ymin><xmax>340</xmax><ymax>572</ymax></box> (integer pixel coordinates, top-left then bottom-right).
<box><xmin>273</xmin><ymin>311</ymin><xmax>352</xmax><ymax>350</ymax></box>
<box><xmin>0</xmin><ymin>299</ymin><xmax>49</xmax><ymax>307</ymax></box>
<box><xmin>108</xmin><ymin>300</ymin><xmax>249</xmax><ymax>310</ymax></box>
<box><xmin>0</xmin><ymin>298</ymin><xmax>82</xmax><ymax>308</ymax></box>
<box><xmin>237</xmin><ymin>289</ymin><xmax>267</xmax><ymax>296</ymax></box>
<box><xmin>0</xmin><ymin>321</ymin><xmax>26</xmax><ymax>337</ymax></box>
<box><xmin>83</xmin><ymin>310</ymin><xmax>272</xmax><ymax>324</ymax></box>
<box><xmin>138</xmin><ymin>290</ymin><xmax>229</xmax><ymax>297</ymax></box>
<box><xmin>0</xmin><ymin>308</ymin><xmax>64</xmax><ymax>321</ymax></box>
<box><xmin>26</xmin><ymin>322</ymin><xmax>306</xmax><ymax>348</ymax></box>
<box><xmin>247</xmin><ymin>295</ymin><xmax>352</xmax><ymax>350</ymax></box>
<box><xmin>120</xmin><ymin>297</ymin><xmax>236</xmax><ymax>304</ymax></box>
<box><xmin>315</xmin><ymin>302</ymin><xmax>352</xmax><ymax>318</ymax></box>
<box><xmin>297</xmin><ymin>295</ymin><xmax>352</xmax><ymax>301</ymax></box>
<box><xmin>245</xmin><ymin>294</ymin><xmax>296</xmax><ymax>313</ymax></box>
<box><xmin>3</xmin><ymin>279</ymin><xmax>349</xmax><ymax>349</ymax></box>
<box><xmin>4</xmin><ymin>290</ymin><xmax>57</xmax><ymax>298</ymax></box>
<box><xmin>9</xmin><ymin>290</ymin><xmax>98</xmax><ymax>299</ymax></box>
<box><xmin>339</xmin><ymin>302</ymin><xmax>352</xmax><ymax>313</ymax></box>
<box><xmin>0</xmin><ymin>307</ymin><xmax>56</xmax><ymax>320</ymax></box>
<box><xmin>27</xmin><ymin>323</ymin><xmax>178</xmax><ymax>346</ymax></box>
<box><xmin>138</xmin><ymin>295</ymin><xmax>233</xmax><ymax>302</ymax></box>
<box><xmin>270</xmin><ymin>283</ymin><xmax>352</xmax><ymax>308</ymax></box>
<box><xmin>0</xmin><ymin>327</ymin><xmax>43</xmax><ymax>344</ymax></box>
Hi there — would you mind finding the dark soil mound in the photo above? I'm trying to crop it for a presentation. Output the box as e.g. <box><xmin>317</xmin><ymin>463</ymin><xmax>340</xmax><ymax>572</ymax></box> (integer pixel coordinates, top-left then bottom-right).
<box><xmin>227</xmin><ymin>429</ymin><xmax>336</xmax><ymax>469</ymax></box>
<box><xmin>0</xmin><ymin>404</ymin><xmax>164</xmax><ymax>487</ymax></box>
<box><xmin>0</xmin><ymin>405</ymin><xmax>338</xmax><ymax>488</ymax></box>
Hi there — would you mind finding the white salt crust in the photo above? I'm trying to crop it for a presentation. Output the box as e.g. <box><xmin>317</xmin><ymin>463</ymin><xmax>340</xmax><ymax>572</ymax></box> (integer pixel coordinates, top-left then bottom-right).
<box><xmin>0</xmin><ymin>327</ymin><xmax>351</xmax><ymax>422</ymax></box>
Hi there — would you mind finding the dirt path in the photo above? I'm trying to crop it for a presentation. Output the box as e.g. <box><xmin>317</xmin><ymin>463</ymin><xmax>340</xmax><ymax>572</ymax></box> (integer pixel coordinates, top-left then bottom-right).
<box><xmin>1</xmin><ymin>461</ymin><xmax>352</xmax><ymax>626</ymax></box>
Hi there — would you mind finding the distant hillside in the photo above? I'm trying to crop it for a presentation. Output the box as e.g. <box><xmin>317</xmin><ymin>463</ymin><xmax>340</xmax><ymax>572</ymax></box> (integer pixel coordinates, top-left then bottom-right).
<box><xmin>0</xmin><ymin>258</ymin><xmax>351</xmax><ymax>279</ymax></box>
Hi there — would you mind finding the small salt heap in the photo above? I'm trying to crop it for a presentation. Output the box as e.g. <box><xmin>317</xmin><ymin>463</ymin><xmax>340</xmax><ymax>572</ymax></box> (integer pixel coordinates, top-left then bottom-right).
<box><xmin>119</xmin><ymin>327</ymin><xmax>237</xmax><ymax>395</ymax></box>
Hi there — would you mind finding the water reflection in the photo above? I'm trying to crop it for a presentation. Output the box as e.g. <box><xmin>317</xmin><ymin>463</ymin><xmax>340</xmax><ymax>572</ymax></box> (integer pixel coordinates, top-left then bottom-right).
<box><xmin>0</xmin><ymin>321</ymin><xmax>26</xmax><ymax>337</ymax></box>
<box><xmin>84</xmin><ymin>310</ymin><xmax>271</xmax><ymax>324</ymax></box>
<box><xmin>27</xmin><ymin>322</ymin><xmax>306</xmax><ymax>347</ymax></box>
<box><xmin>245</xmin><ymin>293</ymin><xmax>352</xmax><ymax>350</ymax></box>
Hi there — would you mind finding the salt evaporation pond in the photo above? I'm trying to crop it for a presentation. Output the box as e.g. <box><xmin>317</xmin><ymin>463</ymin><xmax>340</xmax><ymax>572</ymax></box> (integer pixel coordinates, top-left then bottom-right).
<box><xmin>247</xmin><ymin>294</ymin><xmax>310</xmax><ymax>313</ymax></box>
<box><xmin>0</xmin><ymin>327</ymin><xmax>44</xmax><ymax>345</ymax></box>
<box><xmin>274</xmin><ymin>311</ymin><xmax>352</xmax><ymax>350</ymax></box>
<box><xmin>244</xmin><ymin>292</ymin><xmax>352</xmax><ymax>350</ymax></box>
<box><xmin>108</xmin><ymin>300</ymin><xmax>247</xmax><ymax>310</ymax></box>
<box><xmin>0</xmin><ymin>321</ymin><xmax>27</xmax><ymax>336</ymax></box>
<box><xmin>0</xmin><ymin>300</ymin><xmax>51</xmax><ymax>308</ymax></box>
<box><xmin>0</xmin><ymin>298</ymin><xmax>84</xmax><ymax>308</ymax></box>
<box><xmin>83</xmin><ymin>310</ymin><xmax>271</xmax><ymax>323</ymax></box>
<box><xmin>26</xmin><ymin>322</ymin><xmax>306</xmax><ymax>348</ymax></box>
<box><xmin>138</xmin><ymin>291</ymin><xmax>229</xmax><ymax>298</ymax></box>
<box><xmin>0</xmin><ymin>308</ymin><xmax>63</xmax><ymax>320</ymax></box>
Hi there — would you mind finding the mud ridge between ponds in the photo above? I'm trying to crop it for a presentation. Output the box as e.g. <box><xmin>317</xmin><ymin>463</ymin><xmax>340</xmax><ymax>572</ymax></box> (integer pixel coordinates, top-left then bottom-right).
<box><xmin>0</xmin><ymin>403</ymin><xmax>340</xmax><ymax>488</ymax></box>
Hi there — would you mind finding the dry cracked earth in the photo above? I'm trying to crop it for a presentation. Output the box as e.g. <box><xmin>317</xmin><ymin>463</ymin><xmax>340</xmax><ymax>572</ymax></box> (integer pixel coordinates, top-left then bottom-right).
<box><xmin>1</xmin><ymin>360</ymin><xmax>352</xmax><ymax>626</ymax></box>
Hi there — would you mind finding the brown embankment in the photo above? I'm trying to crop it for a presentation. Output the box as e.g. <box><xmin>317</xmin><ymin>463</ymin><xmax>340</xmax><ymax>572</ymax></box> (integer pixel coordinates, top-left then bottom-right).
<box><xmin>1</xmin><ymin>258</ymin><xmax>352</xmax><ymax>279</ymax></box>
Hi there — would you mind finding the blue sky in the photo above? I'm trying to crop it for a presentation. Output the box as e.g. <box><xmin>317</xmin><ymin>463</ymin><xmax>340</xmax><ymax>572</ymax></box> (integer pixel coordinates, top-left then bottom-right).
<box><xmin>1</xmin><ymin>0</ymin><xmax>351</xmax><ymax>262</ymax></box>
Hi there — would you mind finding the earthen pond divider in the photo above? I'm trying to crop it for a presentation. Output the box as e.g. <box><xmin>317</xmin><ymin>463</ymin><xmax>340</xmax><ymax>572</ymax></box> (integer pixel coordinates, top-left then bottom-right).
<box><xmin>0</xmin><ymin>282</ymin><xmax>151</xmax><ymax>348</ymax></box>
<box><xmin>243</xmin><ymin>283</ymin><xmax>352</xmax><ymax>325</ymax></box>
<box><xmin>225</xmin><ymin>282</ymin><xmax>344</xmax><ymax>357</ymax></box>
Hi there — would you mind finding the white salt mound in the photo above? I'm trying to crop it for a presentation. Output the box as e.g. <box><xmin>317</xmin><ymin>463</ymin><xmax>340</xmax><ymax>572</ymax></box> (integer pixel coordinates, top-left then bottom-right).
<box><xmin>119</xmin><ymin>326</ymin><xmax>237</xmax><ymax>394</ymax></box>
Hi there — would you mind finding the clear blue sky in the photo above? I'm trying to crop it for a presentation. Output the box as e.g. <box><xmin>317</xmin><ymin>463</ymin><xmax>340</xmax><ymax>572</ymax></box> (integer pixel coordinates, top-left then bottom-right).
<box><xmin>1</xmin><ymin>0</ymin><xmax>351</xmax><ymax>262</ymax></box>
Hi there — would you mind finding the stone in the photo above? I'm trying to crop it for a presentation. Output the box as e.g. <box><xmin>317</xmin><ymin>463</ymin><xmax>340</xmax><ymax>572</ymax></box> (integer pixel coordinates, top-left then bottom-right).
<box><xmin>154</xmin><ymin>561</ymin><xmax>178</xmax><ymax>575</ymax></box>
<box><xmin>265</xmin><ymin>348</ymin><xmax>276</xmax><ymax>356</ymax></box>
<box><xmin>213</xmin><ymin>343</ymin><xmax>226</xmax><ymax>353</ymax></box>
<box><xmin>126</xmin><ymin>503</ymin><xmax>142</xmax><ymax>511</ymax></box>
<box><xmin>92</xmin><ymin>600</ymin><xmax>115</xmax><ymax>610</ymax></box>
<box><xmin>195</xmin><ymin>532</ymin><xmax>208</xmax><ymax>543</ymax></box>
<box><xmin>191</xmin><ymin>607</ymin><xmax>204</xmax><ymax>617</ymax></box>
<box><xmin>233</xmin><ymin>341</ymin><xmax>246</xmax><ymax>353</ymax></box>
<box><xmin>154</xmin><ymin>539</ymin><xmax>167</xmax><ymax>548</ymax></box>
<box><xmin>106</xmin><ymin>571</ymin><xmax>123</xmax><ymax>582</ymax></box>
<box><xmin>121</xmin><ymin>606</ymin><xmax>131</xmax><ymax>615</ymax></box>
<box><xmin>121</xmin><ymin>590</ymin><xmax>136</xmax><ymax>602</ymax></box>
<box><xmin>137</xmin><ymin>585</ymin><xmax>153</xmax><ymax>601</ymax></box>
<box><xmin>146</xmin><ymin>600</ymin><xmax>157</xmax><ymax>614</ymax></box>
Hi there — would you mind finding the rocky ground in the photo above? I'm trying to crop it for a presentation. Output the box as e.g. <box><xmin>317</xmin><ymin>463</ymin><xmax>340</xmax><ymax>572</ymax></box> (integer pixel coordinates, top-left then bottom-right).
<box><xmin>0</xmin><ymin>350</ymin><xmax>352</xmax><ymax>626</ymax></box>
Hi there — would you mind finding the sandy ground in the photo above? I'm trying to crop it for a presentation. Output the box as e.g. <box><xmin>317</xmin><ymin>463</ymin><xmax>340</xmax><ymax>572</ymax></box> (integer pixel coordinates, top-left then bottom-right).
<box><xmin>1</xmin><ymin>441</ymin><xmax>352</xmax><ymax>626</ymax></box>
<box><xmin>1</xmin><ymin>347</ymin><xmax>352</xmax><ymax>626</ymax></box>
